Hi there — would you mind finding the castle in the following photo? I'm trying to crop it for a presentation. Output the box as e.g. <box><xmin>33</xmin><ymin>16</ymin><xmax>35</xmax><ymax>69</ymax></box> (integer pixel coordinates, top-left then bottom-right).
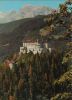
<box><xmin>20</xmin><ymin>39</ymin><xmax>51</xmax><ymax>54</ymax></box>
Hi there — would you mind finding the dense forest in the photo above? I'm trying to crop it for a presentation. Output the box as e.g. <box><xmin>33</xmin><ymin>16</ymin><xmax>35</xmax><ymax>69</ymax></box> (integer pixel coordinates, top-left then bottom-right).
<box><xmin>0</xmin><ymin>45</ymin><xmax>72</xmax><ymax>100</ymax></box>
<box><xmin>0</xmin><ymin>0</ymin><xmax>72</xmax><ymax>100</ymax></box>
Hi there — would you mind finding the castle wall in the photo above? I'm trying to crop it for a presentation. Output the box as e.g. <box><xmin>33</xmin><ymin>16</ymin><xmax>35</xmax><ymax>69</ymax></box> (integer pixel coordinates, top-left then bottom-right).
<box><xmin>20</xmin><ymin>42</ymin><xmax>51</xmax><ymax>54</ymax></box>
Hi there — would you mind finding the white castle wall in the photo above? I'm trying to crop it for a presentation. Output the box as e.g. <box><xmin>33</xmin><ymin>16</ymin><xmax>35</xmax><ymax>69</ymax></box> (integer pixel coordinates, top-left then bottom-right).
<box><xmin>20</xmin><ymin>42</ymin><xmax>51</xmax><ymax>54</ymax></box>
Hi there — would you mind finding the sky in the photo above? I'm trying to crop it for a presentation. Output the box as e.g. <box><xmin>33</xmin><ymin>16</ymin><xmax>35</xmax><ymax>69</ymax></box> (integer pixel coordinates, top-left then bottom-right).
<box><xmin>0</xmin><ymin>0</ymin><xmax>65</xmax><ymax>12</ymax></box>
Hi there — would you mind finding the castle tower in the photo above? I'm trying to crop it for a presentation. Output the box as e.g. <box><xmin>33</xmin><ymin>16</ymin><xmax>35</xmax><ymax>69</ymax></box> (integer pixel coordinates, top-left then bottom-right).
<box><xmin>45</xmin><ymin>42</ymin><xmax>49</xmax><ymax>49</ymax></box>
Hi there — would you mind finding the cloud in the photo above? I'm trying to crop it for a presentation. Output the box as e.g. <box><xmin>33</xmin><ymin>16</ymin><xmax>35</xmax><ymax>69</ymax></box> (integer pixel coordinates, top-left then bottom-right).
<box><xmin>0</xmin><ymin>4</ymin><xmax>52</xmax><ymax>23</ymax></box>
<box><xmin>0</xmin><ymin>12</ymin><xmax>6</xmax><ymax>18</ymax></box>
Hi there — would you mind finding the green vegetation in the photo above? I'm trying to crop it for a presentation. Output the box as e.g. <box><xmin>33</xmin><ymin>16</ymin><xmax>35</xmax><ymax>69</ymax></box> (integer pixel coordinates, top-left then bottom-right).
<box><xmin>0</xmin><ymin>1</ymin><xmax>72</xmax><ymax>100</ymax></box>
<box><xmin>51</xmin><ymin>92</ymin><xmax>72</xmax><ymax>100</ymax></box>
<box><xmin>0</xmin><ymin>45</ymin><xmax>72</xmax><ymax>100</ymax></box>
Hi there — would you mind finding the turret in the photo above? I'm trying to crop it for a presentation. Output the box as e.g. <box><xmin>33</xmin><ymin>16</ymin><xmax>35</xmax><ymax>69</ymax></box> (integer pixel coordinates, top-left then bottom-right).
<box><xmin>45</xmin><ymin>42</ymin><xmax>49</xmax><ymax>49</ymax></box>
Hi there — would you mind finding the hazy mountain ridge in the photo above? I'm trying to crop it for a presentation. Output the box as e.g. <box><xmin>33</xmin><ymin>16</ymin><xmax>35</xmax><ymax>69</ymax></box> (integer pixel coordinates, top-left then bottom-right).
<box><xmin>0</xmin><ymin>5</ymin><xmax>52</xmax><ymax>23</ymax></box>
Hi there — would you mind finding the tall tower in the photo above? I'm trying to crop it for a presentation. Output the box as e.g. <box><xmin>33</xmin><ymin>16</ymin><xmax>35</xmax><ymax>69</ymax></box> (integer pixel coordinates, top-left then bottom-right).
<box><xmin>45</xmin><ymin>42</ymin><xmax>48</xmax><ymax>49</ymax></box>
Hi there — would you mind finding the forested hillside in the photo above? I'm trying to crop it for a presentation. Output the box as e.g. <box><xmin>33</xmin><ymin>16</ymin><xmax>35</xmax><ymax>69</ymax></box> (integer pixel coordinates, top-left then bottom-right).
<box><xmin>0</xmin><ymin>1</ymin><xmax>72</xmax><ymax>100</ymax></box>
<box><xmin>0</xmin><ymin>41</ymin><xmax>72</xmax><ymax>100</ymax></box>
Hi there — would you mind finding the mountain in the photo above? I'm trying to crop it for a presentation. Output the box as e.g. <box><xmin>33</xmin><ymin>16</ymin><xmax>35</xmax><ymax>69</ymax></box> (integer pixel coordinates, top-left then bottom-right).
<box><xmin>0</xmin><ymin>15</ymin><xmax>48</xmax><ymax>60</ymax></box>
<box><xmin>0</xmin><ymin>11</ymin><xmax>71</xmax><ymax>60</ymax></box>
<box><xmin>0</xmin><ymin>5</ymin><xmax>52</xmax><ymax>23</ymax></box>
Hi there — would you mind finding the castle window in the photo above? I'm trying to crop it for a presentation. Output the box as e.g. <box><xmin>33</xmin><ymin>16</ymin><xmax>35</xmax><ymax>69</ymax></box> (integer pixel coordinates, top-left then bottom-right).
<box><xmin>33</xmin><ymin>49</ymin><xmax>34</xmax><ymax>51</ymax></box>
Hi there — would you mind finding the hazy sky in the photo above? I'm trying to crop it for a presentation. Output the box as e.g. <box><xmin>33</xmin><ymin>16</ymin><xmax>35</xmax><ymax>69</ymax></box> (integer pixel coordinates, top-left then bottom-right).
<box><xmin>0</xmin><ymin>0</ymin><xmax>65</xmax><ymax>12</ymax></box>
